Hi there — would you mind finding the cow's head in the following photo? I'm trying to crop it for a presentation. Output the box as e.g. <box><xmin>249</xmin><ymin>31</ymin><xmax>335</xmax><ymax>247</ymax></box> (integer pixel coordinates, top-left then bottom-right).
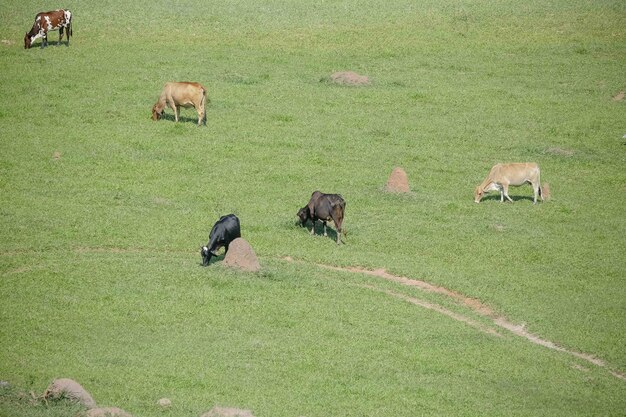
<box><xmin>474</xmin><ymin>186</ymin><xmax>484</xmax><ymax>203</ymax></box>
<box><xmin>151</xmin><ymin>104</ymin><xmax>163</xmax><ymax>121</ymax></box>
<box><xmin>24</xmin><ymin>33</ymin><xmax>32</xmax><ymax>49</ymax></box>
<box><xmin>200</xmin><ymin>246</ymin><xmax>211</xmax><ymax>266</ymax></box>
<box><xmin>296</xmin><ymin>206</ymin><xmax>310</xmax><ymax>226</ymax></box>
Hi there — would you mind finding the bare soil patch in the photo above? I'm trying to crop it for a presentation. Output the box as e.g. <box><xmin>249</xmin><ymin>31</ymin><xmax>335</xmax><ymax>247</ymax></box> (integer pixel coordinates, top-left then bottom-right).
<box><xmin>329</xmin><ymin>71</ymin><xmax>370</xmax><ymax>86</ymax></box>
<box><xmin>223</xmin><ymin>238</ymin><xmax>260</xmax><ymax>272</ymax></box>
<box><xmin>157</xmin><ymin>398</ymin><xmax>172</xmax><ymax>408</ymax></box>
<box><xmin>338</xmin><ymin>265</ymin><xmax>496</xmax><ymax>317</ymax></box>
<box><xmin>200</xmin><ymin>407</ymin><xmax>256</xmax><ymax>417</ymax></box>
<box><xmin>363</xmin><ymin>284</ymin><xmax>500</xmax><ymax>336</ymax></box>
<box><xmin>542</xmin><ymin>182</ymin><xmax>551</xmax><ymax>201</ymax></box>
<box><xmin>613</xmin><ymin>91</ymin><xmax>624</xmax><ymax>101</ymax></box>
<box><xmin>384</xmin><ymin>167</ymin><xmax>411</xmax><ymax>193</ymax></box>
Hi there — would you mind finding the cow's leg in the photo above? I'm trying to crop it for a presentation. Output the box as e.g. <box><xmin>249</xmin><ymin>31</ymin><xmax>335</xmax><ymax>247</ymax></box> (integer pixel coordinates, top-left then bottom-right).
<box><xmin>59</xmin><ymin>27</ymin><xmax>64</xmax><ymax>45</ymax></box>
<box><xmin>168</xmin><ymin>100</ymin><xmax>178</xmax><ymax>122</ymax></box>
<box><xmin>337</xmin><ymin>220</ymin><xmax>344</xmax><ymax>244</ymax></box>
<box><xmin>502</xmin><ymin>184</ymin><xmax>514</xmax><ymax>203</ymax></box>
<box><xmin>310</xmin><ymin>220</ymin><xmax>316</xmax><ymax>235</ymax></box>
<box><xmin>332</xmin><ymin>212</ymin><xmax>343</xmax><ymax>244</ymax></box>
<box><xmin>41</xmin><ymin>33</ymin><xmax>47</xmax><ymax>48</ymax></box>
<box><xmin>196</xmin><ymin>107</ymin><xmax>205</xmax><ymax>126</ymax></box>
<box><xmin>322</xmin><ymin>221</ymin><xmax>328</xmax><ymax>237</ymax></box>
<box><xmin>532</xmin><ymin>182</ymin><xmax>541</xmax><ymax>204</ymax></box>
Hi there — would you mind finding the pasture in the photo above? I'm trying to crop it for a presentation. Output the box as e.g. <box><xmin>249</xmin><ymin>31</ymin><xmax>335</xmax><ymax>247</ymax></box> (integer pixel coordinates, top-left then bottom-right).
<box><xmin>1</xmin><ymin>0</ymin><xmax>625</xmax><ymax>415</ymax></box>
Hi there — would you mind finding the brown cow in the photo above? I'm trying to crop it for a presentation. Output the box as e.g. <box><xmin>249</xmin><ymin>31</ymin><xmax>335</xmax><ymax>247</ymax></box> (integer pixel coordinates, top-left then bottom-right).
<box><xmin>297</xmin><ymin>191</ymin><xmax>346</xmax><ymax>244</ymax></box>
<box><xmin>151</xmin><ymin>82</ymin><xmax>207</xmax><ymax>126</ymax></box>
<box><xmin>24</xmin><ymin>9</ymin><xmax>72</xmax><ymax>49</ymax></box>
<box><xmin>474</xmin><ymin>163</ymin><xmax>543</xmax><ymax>204</ymax></box>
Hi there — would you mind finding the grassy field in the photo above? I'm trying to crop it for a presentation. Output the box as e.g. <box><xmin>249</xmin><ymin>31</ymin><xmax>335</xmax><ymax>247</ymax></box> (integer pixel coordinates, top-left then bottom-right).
<box><xmin>1</xmin><ymin>0</ymin><xmax>625</xmax><ymax>416</ymax></box>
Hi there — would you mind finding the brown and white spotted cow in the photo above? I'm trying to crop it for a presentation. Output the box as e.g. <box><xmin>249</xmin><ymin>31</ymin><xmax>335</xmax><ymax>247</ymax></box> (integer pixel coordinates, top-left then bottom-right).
<box><xmin>24</xmin><ymin>9</ymin><xmax>73</xmax><ymax>49</ymax></box>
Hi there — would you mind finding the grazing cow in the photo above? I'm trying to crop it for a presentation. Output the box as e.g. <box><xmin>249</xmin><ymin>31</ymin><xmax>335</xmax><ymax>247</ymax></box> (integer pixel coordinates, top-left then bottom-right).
<box><xmin>297</xmin><ymin>191</ymin><xmax>346</xmax><ymax>244</ymax></box>
<box><xmin>24</xmin><ymin>9</ymin><xmax>72</xmax><ymax>49</ymax></box>
<box><xmin>201</xmin><ymin>214</ymin><xmax>241</xmax><ymax>266</ymax></box>
<box><xmin>152</xmin><ymin>82</ymin><xmax>207</xmax><ymax>126</ymax></box>
<box><xmin>474</xmin><ymin>163</ymin><xmax>543</xmax><ymax>204</ymax></box>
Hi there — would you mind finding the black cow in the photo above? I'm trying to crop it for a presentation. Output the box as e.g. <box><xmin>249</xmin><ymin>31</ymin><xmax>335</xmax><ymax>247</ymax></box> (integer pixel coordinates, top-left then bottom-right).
<box><xmin>297</xmin><ymin>191</ymin><xmax>346</xmax><ymax>244</ymax></box>
<box><xmin>200</xmin><ymin>214</ymin><xmax>241</xmax><ymax>266</ymax></box>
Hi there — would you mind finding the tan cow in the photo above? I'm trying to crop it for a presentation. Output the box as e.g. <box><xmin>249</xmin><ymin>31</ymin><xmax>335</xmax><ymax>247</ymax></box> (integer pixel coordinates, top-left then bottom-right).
<box><xmin>151</xmin><ymin>82</ymin><xmax>207</xmax><ymax>126</ymax></box>
<box><xmin>474</xmin><ymin>163</ymin><xmax>543</xmax><ymax>204</ymax></box>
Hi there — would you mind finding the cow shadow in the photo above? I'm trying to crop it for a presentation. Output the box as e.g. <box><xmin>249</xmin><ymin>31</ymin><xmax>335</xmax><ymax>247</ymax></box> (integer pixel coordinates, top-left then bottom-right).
<box><xmin>158</xmin><ymin>113</ymin><xmax>203</xmax><ymax>125</ymax></box>
<box><xmin>308</xmin><ymin>222</ymin><xmax>342</xmax><ymax>243</ymax></box>
<box><xmin>30</xmin><ymin>41</ymin><xmax>70</xmax><ymax>48</ymax></box>
<box><xmin>481</xmin><ymin>195</ymin><xmax>535</xmax><ymax>203</ymax></box>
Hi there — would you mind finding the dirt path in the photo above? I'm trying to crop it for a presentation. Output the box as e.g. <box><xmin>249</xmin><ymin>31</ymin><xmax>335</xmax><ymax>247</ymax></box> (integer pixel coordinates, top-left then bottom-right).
<box><xmin>361</xmin><ymin>284</ymin><xmax>501</xmax><ymax>337</ymax></box>
<box><xmin>281</xmin><ymin>257</ymin><xmax>626</xmax><ymax>382</ymax></box>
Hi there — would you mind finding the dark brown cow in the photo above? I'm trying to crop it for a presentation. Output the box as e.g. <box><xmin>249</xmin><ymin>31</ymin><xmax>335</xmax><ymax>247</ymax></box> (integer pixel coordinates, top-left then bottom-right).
<box><xmin>152</xmin><ymin>82</ymin><xmax>207</xmax><ymax>126</ymax></box>
<box><xmin>24</xmin><ymin>9</ymin><xmax>72</xmax><ymax>49</ymax></box>
<box><xmin>297</xmin><ymin>191</ymin><xmax>346</xmax><ymax>244</ymax></box>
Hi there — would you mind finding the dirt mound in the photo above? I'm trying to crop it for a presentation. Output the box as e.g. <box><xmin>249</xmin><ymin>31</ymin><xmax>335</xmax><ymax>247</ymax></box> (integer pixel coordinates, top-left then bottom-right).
<box><xmin>200</xmin><ymin>407</ymin><xmax>256</xmax><ymax>417</ymax></box>
<box><xmin>44</xmin><ymin>378</ymin><xmax>96</xmax><ymax>408</ymax></box>
<box><xmin>542</xmin><ymin>182</ymin><xmax>551</xmax><ymax>201</ymax></box>
<box><xmin>613</xmin><ymin>91</ymin><xmax>624</xmax><ymax>101</ymax></box>
<box><xmin>384</xmin><ymin>167</ymin><xmax>410</xmax><ymax>193</ymax></box>
<box><xmin>85</xmin><ymin>407</ymin><xmax>132</xmax><ymax>417</ymax></box>
<box><xmin>330</xmin><ymin>71</ymin><xmax>370</xmax><ymax>86</ymax></box>
<box><xmin>223</xmin><ymin>238</ymin><xmax>260</xmax><ymax>272</ymax></box>
<box><xmin>157</xmin><ymin>398</ymin><xmax>171</xmax><ymax>407</ymax></box>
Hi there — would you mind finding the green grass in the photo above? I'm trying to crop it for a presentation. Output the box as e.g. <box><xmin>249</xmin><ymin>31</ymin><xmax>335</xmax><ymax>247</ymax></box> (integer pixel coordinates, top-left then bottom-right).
<box><xmin>1</xmin><ymin>0</ymin><xmax>625</xmax><ymax>416</ymax></box>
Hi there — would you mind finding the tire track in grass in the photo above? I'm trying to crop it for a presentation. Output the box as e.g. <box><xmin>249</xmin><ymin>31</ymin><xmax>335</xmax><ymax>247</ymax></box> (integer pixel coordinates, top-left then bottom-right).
<box><xmin>281</xmin><ymin>257</ymin><xmax>626</xmax><ymax>382</ymax></box>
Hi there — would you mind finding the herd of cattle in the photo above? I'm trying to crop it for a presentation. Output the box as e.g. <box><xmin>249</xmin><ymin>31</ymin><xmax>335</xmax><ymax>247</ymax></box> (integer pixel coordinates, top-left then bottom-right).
<box><xmin>23</xmin><ymin>9</ymin><xmax>546</xmax><ymax>266</ymax></box>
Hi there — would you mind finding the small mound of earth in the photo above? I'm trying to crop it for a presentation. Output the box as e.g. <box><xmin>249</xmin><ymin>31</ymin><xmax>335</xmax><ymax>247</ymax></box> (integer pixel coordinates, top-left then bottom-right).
<box><xmin>85</xmin><ymin>407</ymin><xmax>132</xmax><ymax>417</ymax></box>
<box><xmin>43</xmin><ymin>378</ymin><xmax>96</xmax><ymax>408</ymax></box>
<box><xmin>1</xmin><ymin>39</ymin><xmax>15</xmax><ymax>46</ymax></box>
<box><xmin>384</xmin><ymin>167</ymin><xmax>410</xmax><ymax>193</ymax></box>
<box><xmin>52</xmin><ymin>151</ymin><xmax>62</xmax><ymax>160</ymax></box>
<box><xmin>542</xmin><ymin>182</ymin><xmax>551</xmax><ymax>201</ymax></box>
<box><xmin>613</xmin><ymin>91</ymin><xmax>624</xmax><ymax>101</ymax></box>
<box><xmin>330</xmin><ymin>71</ymin><xmax>370</xmax><ymax>86</ymax></box>
<box><xmin>223</xmin><ymin>238</ymin><xmax>260</xmax><ymax>272</ymax></box>
<box><xmin>157</xmin><ymin>398</ymin><xmax>171</xmax><ymax>407</ymax></box>
<box><xmin>200</xmin><ymin>406</ymin><xmax>256</xmax><ymax>417</ymax></box>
